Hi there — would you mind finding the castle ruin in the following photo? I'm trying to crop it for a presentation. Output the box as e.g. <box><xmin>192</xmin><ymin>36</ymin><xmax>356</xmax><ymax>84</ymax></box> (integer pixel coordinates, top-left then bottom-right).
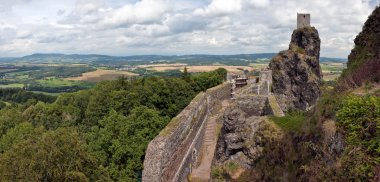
<box><xmin>297</xmin><ymin>13</ymin><xmax>310</xmax><ymax>29</ymax></box>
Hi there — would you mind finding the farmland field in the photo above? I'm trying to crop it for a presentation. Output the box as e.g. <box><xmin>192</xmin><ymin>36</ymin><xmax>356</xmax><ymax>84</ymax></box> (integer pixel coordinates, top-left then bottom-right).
<box><xmin>36</xmin><ymin>78</ymin><xmax>93</xmax><ymax>87</ymax></box>
<box><xmin>0</xmin><ymin>83</ymin><xmax>24</xmax><ymax>88</ymax></box>
<box><xmin>321</xmin><ymin>62</ymin><xmax>346</xmax><ymax>81</ymax></box>
<box><xmin>66</xmin><ymin>69</ymin><xmax>138</xmax><ymax>82</ymax></box>
<box><xmin>0</xmin><ymin>55</ymin><xmax>347</xmax><ymax>95</ymax></box>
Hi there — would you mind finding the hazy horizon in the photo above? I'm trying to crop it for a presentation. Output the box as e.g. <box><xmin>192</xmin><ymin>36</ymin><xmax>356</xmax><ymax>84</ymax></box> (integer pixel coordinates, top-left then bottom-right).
<box><xmin>0</xmin><ymin>0</ymin><xmax>378</xmax><ymax>58</ymax></box>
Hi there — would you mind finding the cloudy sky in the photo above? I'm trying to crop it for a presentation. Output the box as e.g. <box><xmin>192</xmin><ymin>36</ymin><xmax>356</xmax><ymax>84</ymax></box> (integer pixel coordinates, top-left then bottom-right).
<box><xmin>0</xmin><ymin>0</ymin><xmax>378</xmax><ymax>58</ymax></box>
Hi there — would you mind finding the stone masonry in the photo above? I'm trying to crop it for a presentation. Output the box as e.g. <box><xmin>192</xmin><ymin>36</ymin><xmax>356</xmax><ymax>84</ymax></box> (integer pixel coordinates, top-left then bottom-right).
<box><xmin>142</xmin><ymin>83</ymin><xmax>231</xmax><ymax>182</ymax></box>
<box><xmin>297</xmin><ymin>13</ymin><xmax>310</xmax><ymax>29</ymax></box>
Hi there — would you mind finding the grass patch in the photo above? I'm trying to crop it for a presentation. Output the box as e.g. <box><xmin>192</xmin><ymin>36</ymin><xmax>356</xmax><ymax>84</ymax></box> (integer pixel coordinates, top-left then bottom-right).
<box><xmin>30</xmin><ymin>91</ymin><xmax>61</xmax><ymax>96</ymax></box>
<box><xmin>270</xmin><ymin>111</ymin><xmax>306</xmax><ymax>133</ymax></box>
<box><xmin>290</xmin><ymin>43</ymin><xmax>306</xmax><ymax>54</ymax></box>
<box><xmin>36</xmin><ymin>78</ymin><xmax>93</xmax><ymax>88</ymax></box>
<box><xmin>37</xmin><ymin>78</ymin><xmax>78</xmax><ymax>87</ymax></box>
<box><xmin>224</xmin><ymin>162</ymin><xmax>239</xmax><ymax>174</ymax></box>
<box><xmin>211</xmin><ymin>166</ymin><xmax>224</xmax><ymax>180</ymax></box>
<box><xmin>0</xmin><ymin>83</ymin><xmax>24</xmax><ymax>88</ymax></box>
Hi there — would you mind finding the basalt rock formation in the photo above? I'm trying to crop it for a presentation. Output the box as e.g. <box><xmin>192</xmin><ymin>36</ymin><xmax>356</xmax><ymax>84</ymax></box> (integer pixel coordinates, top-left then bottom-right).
<box><xmin>339</xmin><ymin>6</ymin><xmax>380</xmax><ymax>89</ymax></box>
<box><xmin>269</xmin><ymin>27</ymin><xmax>322</xmax><ymax>110</ymax></box>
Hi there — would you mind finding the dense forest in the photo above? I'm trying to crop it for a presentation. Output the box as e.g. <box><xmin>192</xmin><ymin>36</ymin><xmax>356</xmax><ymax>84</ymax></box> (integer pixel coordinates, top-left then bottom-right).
<box><xmin>0</xmin><ymin>68</ymin><xmax>227</xmax><ymax>181</ymax></box>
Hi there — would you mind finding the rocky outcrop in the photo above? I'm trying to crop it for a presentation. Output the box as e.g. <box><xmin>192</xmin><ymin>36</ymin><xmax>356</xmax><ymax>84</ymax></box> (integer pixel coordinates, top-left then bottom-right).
<box><xmin>215</xmin><ymin>97</ymin><xmax>283</xmax><ymax>169</ymax></box>
<box><xmin>348</xmin><ymin>6</ymin><xmax>380</xmax><ymax>66</ymax></box>
<box><xmin>269</xmin><ymin>27</ymin><xmax>322</xmax><ymax>110</ymax></box>
<box><xmin>339</xmin><ymin>6</ymin><xmax>380</xmax><ymax>89</ymax></box>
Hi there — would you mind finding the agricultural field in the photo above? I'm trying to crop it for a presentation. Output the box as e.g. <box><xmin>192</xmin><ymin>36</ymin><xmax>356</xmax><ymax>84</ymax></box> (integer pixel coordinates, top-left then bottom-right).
<box><xmin>36</xmin><ymin>78</ymin><xmax>93</xmax><ymax>88</ymax></box>
<box><xmin>66</xmin><ymin>69</ymin><xmax>138</xmax><ymax>82</ymax></box>
<box><xmin>0</xmin><ymin>64</ymin><xmax>98</xmax><ymax>93</ymax></box>
<box><xmin>320</xmin><ymin>62</ymin><xmax>346</xmax><ymax>81</ymax></box>
<box><xmin>0</xmin><ymin>55</ymin><xmax>347</xmax><ymax>95</ymax></box>
<box><xmin>0</xmin><ymin>83</ymin><xmax>24</xmax><ymax>88</ymax></box>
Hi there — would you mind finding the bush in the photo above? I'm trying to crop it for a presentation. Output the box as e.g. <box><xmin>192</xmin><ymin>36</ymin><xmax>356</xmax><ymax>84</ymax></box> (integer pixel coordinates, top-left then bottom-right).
<box><xmin>336</xmin><ymin>95</ymin><xmax>380</xmax><ymax>180</ymax></box>
<box><xmin>337</xmin><ymin>95</ymin><xmax>380</xmax><ymax>150</ymax></box>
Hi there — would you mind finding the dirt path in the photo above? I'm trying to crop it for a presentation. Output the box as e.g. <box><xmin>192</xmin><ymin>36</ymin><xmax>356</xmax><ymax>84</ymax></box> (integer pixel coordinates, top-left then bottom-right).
<box><xmin>191</xmin><ymin>100</ymin><xmax>230</xmax><ymax>182</ymax></box>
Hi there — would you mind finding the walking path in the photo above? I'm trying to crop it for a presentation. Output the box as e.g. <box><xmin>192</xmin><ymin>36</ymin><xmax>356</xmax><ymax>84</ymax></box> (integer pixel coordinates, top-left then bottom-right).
<box><xmin>191</xmin><ymin>100</ymin><xmax>230</xmax><ymax>182</ymax></box>
<box><xmin>191</xmin><ymin>73</ymin><xmax>284</xmax><ymax>181</ymax></box>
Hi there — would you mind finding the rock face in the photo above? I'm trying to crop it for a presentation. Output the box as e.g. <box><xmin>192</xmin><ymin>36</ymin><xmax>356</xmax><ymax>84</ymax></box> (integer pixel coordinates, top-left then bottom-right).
<box><xmin>216</xmin><ymin>107</ymin><xmax>266</xmax><ymax>168</ymax></box>
<box><xmin>215</xmin><ymin>97</ymin><xmax>283</xmax><ymax>168</ymax></box>
<box><xmin>339</xmin><ymin>6</ymin><xmax>380</xmax><ymax>89</ymax></box>
<box><xmin>348</xmin><ymin>6</ymin><xmax>380</xmax><ymax>65</ymax></box>
<box><xmin>269</xmin><ymin>27</ymin><xmax>322</xmax><ymax>110</ymax></box>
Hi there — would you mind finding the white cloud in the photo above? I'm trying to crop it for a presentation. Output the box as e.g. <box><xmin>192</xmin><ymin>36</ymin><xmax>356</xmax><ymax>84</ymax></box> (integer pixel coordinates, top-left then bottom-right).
<box><xmin>244</xmin><ymin>0</ymin><xmax>270</xmax><ymax>8</ymax></box>
<box><xmin>0</xmin><ymin>0</ymin><xmax>377</xmax><ymax>57</ymax></box>
<box><xmin>99</xmin><ymin>0</ymin><xmax>171</xmax><ymax>28</ymax></box>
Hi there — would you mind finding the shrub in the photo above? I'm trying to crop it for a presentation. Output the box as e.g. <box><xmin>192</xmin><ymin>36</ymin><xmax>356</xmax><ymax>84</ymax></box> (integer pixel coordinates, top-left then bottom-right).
<box><xmin>336</xmin><ymin>95</ymin><xmax>380</xmax><ymax>179</ymax></box>
<box><xmin>337</xmin><ymin>95</ymin><xmax>380</xmax><ymax>150</ymax></box>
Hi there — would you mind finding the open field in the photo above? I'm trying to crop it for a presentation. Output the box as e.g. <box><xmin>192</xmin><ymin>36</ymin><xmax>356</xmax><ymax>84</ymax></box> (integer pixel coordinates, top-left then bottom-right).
<box><xmin>37</xmin><ymin>78</ymin><xmax>92</xmax><ymax>87</ymax></box>
<box><xmin>321</xmin><ymin>62</ymin><xmax>346</xmax><ymax>81</ymax></box>
<box><xmin>0</xmin><ymin>83</ymin><xmax>24</xmax><ymax>88</ymax></box>
<box><xmin>66</xmin><ymin>69</ymin><xmax>138</xmax><ymax>82</ymax></box>
<box><xmin>136</xmin><ymin>63</ymin><xmax>188</xmax><ymax>68</ymax></box>
<box><xmin>248</xmin><ymin>63</ymin><xmax>268</xmax><ymax>69</ymax></box>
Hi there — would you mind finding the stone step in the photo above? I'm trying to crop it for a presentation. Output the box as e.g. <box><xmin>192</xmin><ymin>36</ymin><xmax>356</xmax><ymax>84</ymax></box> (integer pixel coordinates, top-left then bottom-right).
<box><xmin>191</xmin><ymin>99</ymin><xmax>230</xmax><ymax>182</ymax></box>
<box><xmin>204</xmin><ymin>136</ymin><xmax>214</xmax><ymax>140</ymax></box>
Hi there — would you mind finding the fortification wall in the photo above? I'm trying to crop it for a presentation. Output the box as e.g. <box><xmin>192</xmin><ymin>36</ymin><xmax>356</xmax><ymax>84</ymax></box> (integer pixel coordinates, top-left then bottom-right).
<box><xmin>142</xmin><ymin>82</ymin><xmax>231</xmax><ymax>182</ymax></box>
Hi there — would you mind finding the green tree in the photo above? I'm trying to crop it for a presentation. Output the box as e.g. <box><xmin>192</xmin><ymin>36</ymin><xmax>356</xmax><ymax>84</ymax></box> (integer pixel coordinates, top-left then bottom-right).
<box><xmin>0</xmin><ymin>108</ymin><xmax>23</xmax><ymax>137</ymax></box>
<box><xmin>0</xmin><ymin>127</ymin><xmax>102</xmax><ymax>181</ymax></box>
<box><xmin>183</xmin><ymin>66</ymin><xmax>190</xmax><ymax>82</ymax></box>
<box><xmin>86</xmin><ymin>107</ymin><xmax>169</xmax><ymax>181</ymax></box>
<box><xmin>0</xmin><ymin>122</ymin><xmax>34</xmax><ymax>152</ymax></box>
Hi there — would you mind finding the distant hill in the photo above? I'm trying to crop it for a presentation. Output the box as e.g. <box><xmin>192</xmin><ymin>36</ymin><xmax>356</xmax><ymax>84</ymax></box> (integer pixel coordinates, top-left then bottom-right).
<box><xmin>0</xmin><ymin>53</ymin><xmax>346</xmax><ymax>66</ymax></box>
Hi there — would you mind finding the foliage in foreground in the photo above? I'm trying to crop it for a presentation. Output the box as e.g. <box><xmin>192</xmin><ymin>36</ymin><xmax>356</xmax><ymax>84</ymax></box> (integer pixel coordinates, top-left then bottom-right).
<box><xmin>0</xmin><ymin>68</ymin><xmax>227</xmax><ymax>181</ymax></box>
<box><xmin>239</xmin><ymin>83</ymin><xmax>380</xmax><ymax>181</ymax></box>
<box><xmin>336</xmin><ymin>95</ymin><xmax>380</xmax><ymax>180</ymax></box>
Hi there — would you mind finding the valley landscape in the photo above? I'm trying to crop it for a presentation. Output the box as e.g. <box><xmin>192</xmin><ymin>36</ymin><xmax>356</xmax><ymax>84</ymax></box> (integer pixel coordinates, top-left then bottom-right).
<box><xmin>0</xmin><ymin>53</ymin><xmax>345</xmax><ymax>95</ymax></box>
<box><xmin>0</xmin><ymin>0</ymin><xmax>378</xmax><ymax>182</ymax></box>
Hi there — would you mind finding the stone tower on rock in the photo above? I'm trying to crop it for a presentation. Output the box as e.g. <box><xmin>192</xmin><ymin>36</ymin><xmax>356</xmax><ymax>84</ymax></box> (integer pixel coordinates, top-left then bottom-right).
<box><xmin>297</xmin><ymin>13</ymin><xmax>310</xmax><ymax>29</ymax></box>
<box><xmin>269</xmin><ymin>14</ymin><xmax>322</xmax><ymax>111</ymax></box>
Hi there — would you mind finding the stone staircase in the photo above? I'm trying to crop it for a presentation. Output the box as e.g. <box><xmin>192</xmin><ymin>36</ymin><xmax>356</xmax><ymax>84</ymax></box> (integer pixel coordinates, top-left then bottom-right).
<box><xmin>191</xmin><ymin>100</ymin><xmax>229</xmax><ymax>182</ymax></box>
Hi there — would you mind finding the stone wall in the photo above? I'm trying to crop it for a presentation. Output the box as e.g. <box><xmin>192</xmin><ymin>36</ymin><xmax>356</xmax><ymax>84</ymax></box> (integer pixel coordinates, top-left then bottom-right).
<box><xmin>250</xmin><ymin>70</ymin><xmax>273</xmax><ymax>96</ymax></box>
<box><xmin>234</xmin><ymin>95</ymin><xmax>273</xmax><ymax>116</ymax></box>
<box><xmin>142</xmin><ymin>82</ymin><xmax>231</xmax><ymax>182</ymax></box>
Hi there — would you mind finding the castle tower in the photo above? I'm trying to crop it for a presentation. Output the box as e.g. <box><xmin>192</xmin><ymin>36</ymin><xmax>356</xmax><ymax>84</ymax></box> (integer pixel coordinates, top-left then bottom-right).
<box><xmin>297</xmin><ymin>13</ymin><xmax>310</xmax><ymax>29</ymax></box>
